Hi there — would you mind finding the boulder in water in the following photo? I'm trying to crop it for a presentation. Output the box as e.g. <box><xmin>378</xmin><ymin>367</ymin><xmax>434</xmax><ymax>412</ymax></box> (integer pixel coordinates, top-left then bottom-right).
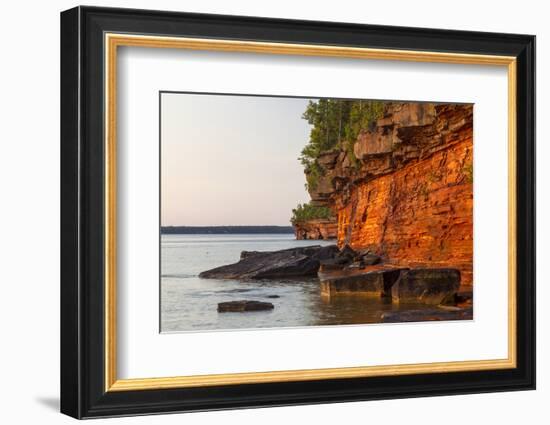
<box><xmin>217</xmin><ymin>300</ymin><xmax>274</xmax><ymax>312</ymax></box>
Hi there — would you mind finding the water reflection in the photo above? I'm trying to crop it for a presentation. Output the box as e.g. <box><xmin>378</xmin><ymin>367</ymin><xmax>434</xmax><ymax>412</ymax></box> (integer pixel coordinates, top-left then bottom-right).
<box><xmin>310</xmin><ymin>291</ymin><xmax>431</xmax><ymax>326</ymax></box>
<box><xmin>161</xmin><ymin>234</ymin><xmax>442</xmax><ymax>333</ymax></box>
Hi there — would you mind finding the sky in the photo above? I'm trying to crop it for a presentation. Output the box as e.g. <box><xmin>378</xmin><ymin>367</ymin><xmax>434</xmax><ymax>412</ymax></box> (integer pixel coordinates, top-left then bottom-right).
<box><xmin>161</xmin><ymin>93</ymin><xmax>314</xmax><ymax>226</ymax></box>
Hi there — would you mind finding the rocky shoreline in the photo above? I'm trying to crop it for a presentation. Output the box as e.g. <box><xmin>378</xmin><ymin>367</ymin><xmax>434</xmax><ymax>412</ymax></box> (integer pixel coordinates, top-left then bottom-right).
<box><xmin>200</xmin><ymin>244</ymin><xmax>472</xmax><ymax>321</ymax></box>
<box><xmin>200</xmin><ymin>102</ymin><xmax>474</xmax><ymax>323</ymax></box>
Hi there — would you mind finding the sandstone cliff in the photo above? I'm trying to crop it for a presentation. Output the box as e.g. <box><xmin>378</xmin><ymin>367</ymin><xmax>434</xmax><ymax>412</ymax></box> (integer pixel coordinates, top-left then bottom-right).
<box><xmin>304</xmin><ymin>102</ymin><xmax>473</xmax><ymax>286</ymax></box>
<box><xmin>294</xmin><ymin>218</ymin><xmax>338</xmax><ymax>240</ymax></box>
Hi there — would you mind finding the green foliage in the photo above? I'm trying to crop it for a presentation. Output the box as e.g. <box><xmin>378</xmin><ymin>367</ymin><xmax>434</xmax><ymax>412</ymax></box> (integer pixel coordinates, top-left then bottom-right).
<box><xmin>290</xmin><ymin>203</ymin><xmax>334</xmax><ymax>225</ymax></box>
<box><xmin>343</xmin><ymin>100</ymin><xmax>385</xmax><ymax>143</ymax></box>
<box><xmin>299</xmin><ymin>99</ymin><xmax>384</xmax><ymax>179</ymax></box>
<box><xmin>305</xmin><ymin>162</ymin><xmax>322</xmax><ymax>191</ymax></box>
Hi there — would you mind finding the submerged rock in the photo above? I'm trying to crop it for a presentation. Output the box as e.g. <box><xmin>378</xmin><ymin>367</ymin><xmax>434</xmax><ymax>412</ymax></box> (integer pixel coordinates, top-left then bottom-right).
<box><xmin>217</xmin><ymin>300</ymin><xmax>274</xmax><ymax>312</ymax></box>
<box><xmin>200</xmin><ymin>245</ymin><xmax>339</xmax><ymax>279</ymax></box>
<box><xmin>391</xmin><ymin>268</ymin><xmax>460</xmax><ymax>305</ymax></box>
<box><xmin>380</xmin><ymin>307</ymin><xmax>473</xmax><ymax>323</ymax></box>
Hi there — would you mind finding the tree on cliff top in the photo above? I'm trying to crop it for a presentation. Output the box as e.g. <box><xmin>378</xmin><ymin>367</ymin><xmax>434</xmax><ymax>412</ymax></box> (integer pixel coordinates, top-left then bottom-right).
<box><xmin>300</xmin><ymin>99</ymin><xmax>384</xmax><ymax>189</ymax></box>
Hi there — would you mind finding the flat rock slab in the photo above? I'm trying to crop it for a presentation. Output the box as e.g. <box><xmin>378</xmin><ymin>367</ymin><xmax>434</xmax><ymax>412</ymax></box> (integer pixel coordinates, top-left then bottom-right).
<box><xmin>217</xmin><ymin>300</ymin><xmax>274</xmax><ymax>312</ymax></box>
<box><xmin>381</xmin><ymin>307</ymin><xmax>473</xmax><ymax>323</ymax></box>
<box><xmin>392</xmin><ymin>268</ymin><xmax>460</xmax><ymax>305</ymax></box>
<box><xmin>200</xmin><ymin>245</ymin><xmax>339</xmax><ymax>279</ymax></box>
<box><xmin>320</xmin><ymin>267</ymin><xmax>406</xmax><ymax>297</ymax></box>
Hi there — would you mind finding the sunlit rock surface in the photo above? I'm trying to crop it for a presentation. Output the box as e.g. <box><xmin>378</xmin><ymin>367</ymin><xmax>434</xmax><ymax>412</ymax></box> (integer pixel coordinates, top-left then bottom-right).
<box><xmin>303</xmin><ymin>102</ymin><xmax>473</xmax><ymax>287</ymax></box>
<box><xmin>294</xmin><ymin>218</ymin><xmax>338</xmax><ymax>240</ymax></box>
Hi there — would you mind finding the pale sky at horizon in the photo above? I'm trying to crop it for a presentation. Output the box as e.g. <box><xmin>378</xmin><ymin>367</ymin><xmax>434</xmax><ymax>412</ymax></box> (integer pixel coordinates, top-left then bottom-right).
<box><xmin>161</xmin><ymin>93</ymin><xmax>315</xmax><ymax>226</ymax></box>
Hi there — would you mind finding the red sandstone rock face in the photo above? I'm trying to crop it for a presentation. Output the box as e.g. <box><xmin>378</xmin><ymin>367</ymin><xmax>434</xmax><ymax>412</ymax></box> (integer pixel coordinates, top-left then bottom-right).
<box><xmin>305</xmin><ymin>102</ymin><xmax>474</xmax><ymax>287</ymax></box>
<box><xmin>337</xmin><ymin>137</ymin><xmax>473</xmax><ymax>285</ymax></box>
<box><xmin>354</xmin><ymin>103</ymin><xmax>436</xmax><ymax>158</ymax></box>
<box><xmin>294</xmin><ymin>218</ymin><xmax>338</xmax><ymax>240</ymax></box>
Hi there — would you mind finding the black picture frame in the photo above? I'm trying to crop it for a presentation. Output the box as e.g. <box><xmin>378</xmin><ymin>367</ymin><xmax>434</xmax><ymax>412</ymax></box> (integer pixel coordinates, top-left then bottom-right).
<box><xmin>60</xmin><ymin>5</ymin><xmax>535</xmax><ymax>419</ymax></box>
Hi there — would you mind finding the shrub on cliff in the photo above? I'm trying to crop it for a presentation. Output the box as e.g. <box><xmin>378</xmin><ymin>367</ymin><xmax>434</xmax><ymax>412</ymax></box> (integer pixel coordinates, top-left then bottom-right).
<box><xmin>300</xmin><ymin>99</ymin><xmax>384</xmax><ymax>189</ymax></box>
<box><xmin>290</xmin><ymin>203</ymin><xmax>334</xmax><ymax>225</ymax></box>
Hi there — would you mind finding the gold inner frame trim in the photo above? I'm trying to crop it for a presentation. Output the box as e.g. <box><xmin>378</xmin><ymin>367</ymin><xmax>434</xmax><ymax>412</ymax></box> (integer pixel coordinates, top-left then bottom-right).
<box><xmin>104</xmin><ymin>33</ymin><xmax>518</xmax><ymax>392</ymax></box>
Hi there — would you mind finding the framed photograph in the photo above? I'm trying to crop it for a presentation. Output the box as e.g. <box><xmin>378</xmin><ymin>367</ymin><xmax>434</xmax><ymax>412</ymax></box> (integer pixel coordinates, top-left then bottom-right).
<box><xmin>60</xmin><ymin>6</ymin><xmax>535</xmax><ymax>419</ymax></box>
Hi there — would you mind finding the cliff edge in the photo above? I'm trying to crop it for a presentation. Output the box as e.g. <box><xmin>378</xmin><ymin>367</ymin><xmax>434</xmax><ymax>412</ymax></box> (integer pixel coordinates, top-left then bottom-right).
<box><xmin>302</xmin><ymin>102</ymin><xmax>473</xmax><ymax>286</ymax></box>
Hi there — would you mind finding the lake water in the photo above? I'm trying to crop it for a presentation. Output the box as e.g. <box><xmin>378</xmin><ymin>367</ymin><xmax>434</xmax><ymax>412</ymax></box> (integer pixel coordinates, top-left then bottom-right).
<box><xmin>161</xmin><ymin>234</ymin><xmax>429</xmax><ymax>333</ymax></box>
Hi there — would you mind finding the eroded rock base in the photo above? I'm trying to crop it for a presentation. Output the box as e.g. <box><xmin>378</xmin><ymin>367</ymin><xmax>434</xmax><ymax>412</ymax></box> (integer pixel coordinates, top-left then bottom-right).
<box><xmin>320</xmin><ymin>267</ymin><xmax>403</xmax><ymax>297</ymax></box>
<box><xmin>320</xmin><ymin>266</ymin><xmax>460</xmax><ymax>305</ymax></box>
<box><xmin>391</xmin><ymin>268</ymin><xmax>461</xmax><ymax>305</ymax></box>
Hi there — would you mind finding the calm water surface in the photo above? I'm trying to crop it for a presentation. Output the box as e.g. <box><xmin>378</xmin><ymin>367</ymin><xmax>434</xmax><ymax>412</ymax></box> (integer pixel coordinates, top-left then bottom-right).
<box><xmin>161</xmin><ymin>234</ymin><xmax>429</xmax><ymax>333</ymax></box>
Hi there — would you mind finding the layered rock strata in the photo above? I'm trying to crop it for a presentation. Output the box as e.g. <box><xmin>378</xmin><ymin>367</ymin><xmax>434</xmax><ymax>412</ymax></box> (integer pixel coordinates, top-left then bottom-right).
<box><xmin>294</xmin><ymin>218</ymin><xmax>338</xmax><ymax>240</ymax></box>
<box><xmin>306</xmin><ymin>102</ymin><xmax>473</xmax><ymax>287</ymax></box>
<box><xmin>319</xmin><ymin>265</ymin><xmax>460</xmax><ymax>305</ymax></box>
<box><xmin>319</xmin><ymin>267</ymin><xmax>403</xmax><ymax>298</ymax></box>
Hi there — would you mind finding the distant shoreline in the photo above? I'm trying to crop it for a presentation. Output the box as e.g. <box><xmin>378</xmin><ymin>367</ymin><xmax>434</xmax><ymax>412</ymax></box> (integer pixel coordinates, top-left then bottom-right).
<box><xmin>161</xmin><ymin>225</ymin><xmax>294</xmax><ymax>235</ymax></box>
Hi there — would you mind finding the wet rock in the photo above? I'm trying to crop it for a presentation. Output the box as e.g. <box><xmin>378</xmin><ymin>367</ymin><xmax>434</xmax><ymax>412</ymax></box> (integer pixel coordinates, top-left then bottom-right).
<box><xmin>319</xmin><ymin>249</ymin><xmax>382</xmax><ymax>272</ymax></box>
<box><xmin>217</xmin><ymin>300</ymin><xmax>274</xmax><ymax>312</ymax></box>
<box><xmin>391</xmin><ymin>268</ymin><xmax>460</xmax><ymax>305</ymax></box>
<box><xmin>359</xmin><ymin>254</ymin><xmax>381</xmax><ymax>266</ymax></box>
<box><xmin>318</xmin><ymin>258</ymin><xmax>348</xmax><ymax>272</ymax></box>
<box><xmin>455</xmin><ymin>290</ymin><xmax>473</xmax><ymax>307</ymax></box>
<box><xmin>440</xmin><ymin>290</ymin><xmax>473</xmax><ymax>307</ymax></box>
<box><xmin>240</xmin><ymin>250</ymin><xmax>261</xmax><ymax>260</ymax></box>
<box><xmin>320</xmin><ymin>267</ymin><xmax>406</xmax><ymax>297</ymax></box>
<box><xmin>380</xmin><ymin>307</ymin><xmax>473</xmax><ymax>323</ymax></box>
<box><xmin>347</xmin><ymin>261</ymin><xmax>365</xmax><ymax>269</ymax></box>
<box><xmin>200</xmin><ymin>245</ymin><xmax>339</xmax><ymax>279</ymax></box>
<box><xmin>337</xmin><ymin>244</ymin><xmax>357</xmax><ymax>262</ymax></box>
<box><xmin>266</xmin><ymin>295</ymin><xmax>280</xmax><ymax>299</ymax></box>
